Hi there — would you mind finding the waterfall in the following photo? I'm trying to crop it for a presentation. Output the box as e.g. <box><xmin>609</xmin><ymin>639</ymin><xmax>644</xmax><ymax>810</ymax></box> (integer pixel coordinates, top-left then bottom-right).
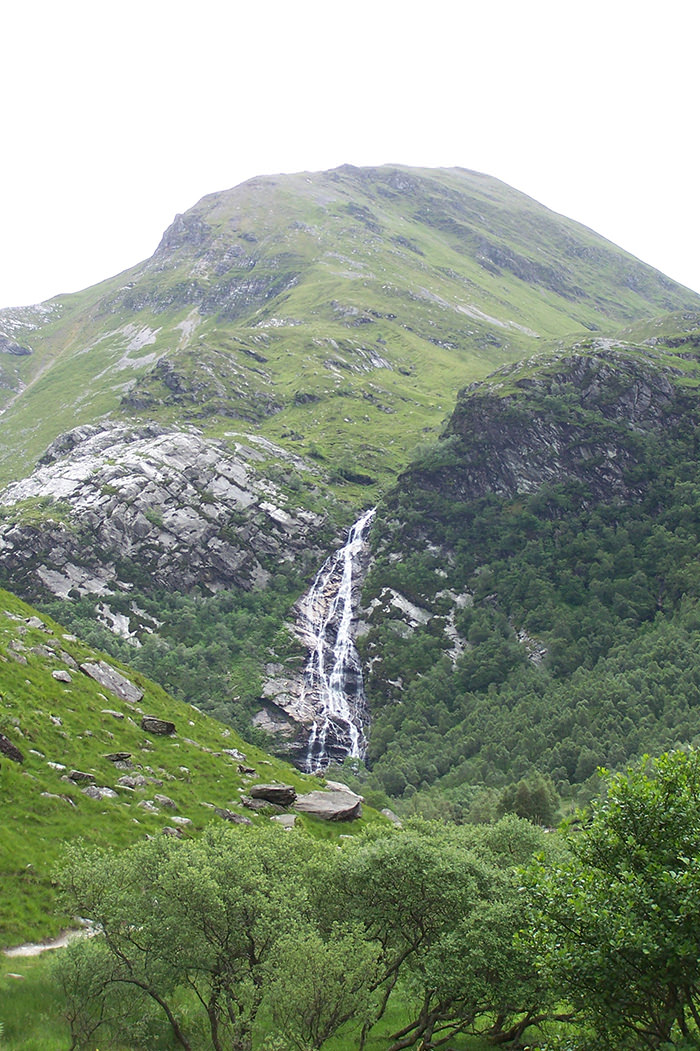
<box><xmin>298</xmin><ymin>507</ymin><xmax>376</xmax><ymax>773</ymax></box>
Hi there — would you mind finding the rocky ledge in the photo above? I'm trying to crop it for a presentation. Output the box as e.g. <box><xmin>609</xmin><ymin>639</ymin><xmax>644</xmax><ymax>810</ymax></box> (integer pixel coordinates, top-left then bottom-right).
<box><xmin>0</xmin><ymin>423</ymin><xmax>324</xmax><ymax>602</ymax></box>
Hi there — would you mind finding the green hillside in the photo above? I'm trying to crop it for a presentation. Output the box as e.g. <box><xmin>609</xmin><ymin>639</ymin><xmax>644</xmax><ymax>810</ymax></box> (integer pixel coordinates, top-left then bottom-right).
<box><xmin>358</xmin><ymin>320</ymin><xmax>700</xmax><ymax>812</ymax></box>
<box><xmin>0</xmin><ymin>588</ymin><xmax>381</xmax><ymax>946</ymax></box>
<box><xmin>1</xmin><ymin>166</ymin><xmax>697</xmax><ymax>494</ymax></box>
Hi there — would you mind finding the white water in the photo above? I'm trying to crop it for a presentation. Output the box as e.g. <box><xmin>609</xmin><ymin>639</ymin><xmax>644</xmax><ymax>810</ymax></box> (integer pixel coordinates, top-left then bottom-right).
<box><xmin>300</xmin><ymin>507</ymin><xmax>376</xmax><ymax>772</ymax></box>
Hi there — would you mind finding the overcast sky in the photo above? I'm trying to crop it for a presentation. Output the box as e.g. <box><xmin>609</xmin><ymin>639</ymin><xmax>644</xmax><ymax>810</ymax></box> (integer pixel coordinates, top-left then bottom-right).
<box><xmin>1</xmin><ymin>0</ymin><xmax>698</xmax><ymax>310</ymax></box>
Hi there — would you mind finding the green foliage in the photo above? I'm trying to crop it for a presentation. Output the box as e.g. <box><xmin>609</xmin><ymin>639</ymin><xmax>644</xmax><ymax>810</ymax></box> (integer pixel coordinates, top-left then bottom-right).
<box><xmin>0</xmin><ymin>588</ymin><xmax>378</xmax><ymax>947</ymax></box>
<box><xmin>53</xmin><ymin>816</ymin><xmax>550</xmax><ymax>1051</ymax></box>
<box><xmin>528</xmin><ymin>750</ymin><xmax>700</xmax><ymax>1048</ymax></box>
<box><xmin>361</xmin><ymin>354</ymin><xmax>700</xmax><ymax>807</ymax></box>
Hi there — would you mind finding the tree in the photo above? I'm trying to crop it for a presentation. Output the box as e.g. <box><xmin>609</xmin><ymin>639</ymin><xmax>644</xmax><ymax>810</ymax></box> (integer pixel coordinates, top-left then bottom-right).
<box><xmin>335</xmin><ymin>819</ymin><xmax>551</xmax><ymax>1050</ymax></box>
<box><xmin>58</xmin><ymin>826</ymin><xmax>325</xmax><ymax>1051</ymax></box>
<box><xmin>529</xmin><ymin>749</ymin><xmax>700</xmax><ymax>1048</ymax></box>
<box><xmin>264</xmin><ymin>924</ymin><xmax>380</xmax><ymax>1050</ymax></box>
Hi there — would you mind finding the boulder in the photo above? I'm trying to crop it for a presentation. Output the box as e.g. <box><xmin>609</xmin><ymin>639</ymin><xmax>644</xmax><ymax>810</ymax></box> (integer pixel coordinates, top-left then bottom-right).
<box><xmin>154</xmin><ymin>793</ymin><xmax>177</xmax><ymax>810</ymax></box>
<box><xmin>68</xmin><ymin>770</ymin><xmax>96</xmax><ymax>783</ymax></box>
<box><xmin>215</xmin><ymin>807</ymin><xmax>253</xmax><ymax>825</ymax></box>
<box><xmin>293</xmin><ymin>790</ymin><xmax>362</xmax><ymax>822</ymax></box>
<box><xmin>103</xmin><ymin>752</ymin><xmax>132</xmax><ymax>762</ymax></box>
<box><xmin>270</xmin><ymin>813</ymin><xmax>297</xmax><ymax>829</ymax></box>
<box><xmin>0</xmin><ymin>733</ymin><xmax>24</xmax><ymax>764</ymax></box>
<box><xmin>80</xmin><ymin>661</ymin><xmax>144</xmax><ymax>703</ymax></box>
<box><xmin>248</xmin><ymin>783</ymin><xmax>297</xmax><ymax>806</ymax></box>
<box><xmin>141</xmin><ymin>716</ymin><xmax>176</xmax><ymax>736</ymax></box>
<box><xmin>82</xmin><ymin>785</ymin><xmax>118</xmax><ymax>800</ymax></box>
<box><xmin>52</xmin><ymin>670</ymin><xmax>73</xmax><ymax>683</ymax></box>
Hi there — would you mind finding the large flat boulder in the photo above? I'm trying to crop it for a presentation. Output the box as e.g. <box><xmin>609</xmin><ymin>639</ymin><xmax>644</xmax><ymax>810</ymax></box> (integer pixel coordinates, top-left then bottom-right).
<box><xmin>249</xmin><ymin>783</ymin><xmax>297</xmax><ymax>806</ymax></box>
<box><xmin>293</xmin><ymin>790</ymin><xmax>362</xmax><ymax>822</ymax></box>
<box><xmin>80</xmin><ymin>661</ymin><xmax>143</xmax><ymax>703</ymax></box>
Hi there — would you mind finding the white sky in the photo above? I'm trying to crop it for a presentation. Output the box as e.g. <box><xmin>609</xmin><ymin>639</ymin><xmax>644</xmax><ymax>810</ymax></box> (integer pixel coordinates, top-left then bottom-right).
<box><xmin>1</xmin><ymin>0</ymin><xmax>698</xmax><ymax>310</ymax></box>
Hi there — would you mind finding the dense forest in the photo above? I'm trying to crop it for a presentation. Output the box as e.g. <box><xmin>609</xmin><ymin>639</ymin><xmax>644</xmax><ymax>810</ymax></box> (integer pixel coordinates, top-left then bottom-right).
<box><xmin>357</xmin><ymin>344</ymin><xmax>700</xmax><ymax>813</ymax></box>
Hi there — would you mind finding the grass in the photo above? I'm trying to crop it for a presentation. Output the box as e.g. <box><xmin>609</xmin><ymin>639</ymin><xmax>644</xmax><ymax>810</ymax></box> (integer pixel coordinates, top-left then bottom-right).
<box><xmin>0</xmin><ymin>588</ymin><xmax>387</xmax><ymax>948</ymax></box>
<box><xmin>2</xmin><ymin>165</ymin><xmax>698</xmax><ymax>492</ymax></box>
<box><xmin>0</xmin><ymin>951</ymin><xmax>498</xmax><ymax>1051</ymax></box>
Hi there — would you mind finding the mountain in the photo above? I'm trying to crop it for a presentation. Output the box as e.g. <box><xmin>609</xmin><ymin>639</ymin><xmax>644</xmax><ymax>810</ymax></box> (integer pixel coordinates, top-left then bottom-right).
<box><xmin>1</xmin><ymin>165</ymin><xmax>696</xmax><ymax>492</ymax></box>
<box><xmin>358</xmin><ymin>317</ymin><xmax>700</xmax><ymax>812</ymax></box>
<box><xmin>1</xmin><ymin>164</ymin><xmax>700</xmax><ymax>784</ymax></box>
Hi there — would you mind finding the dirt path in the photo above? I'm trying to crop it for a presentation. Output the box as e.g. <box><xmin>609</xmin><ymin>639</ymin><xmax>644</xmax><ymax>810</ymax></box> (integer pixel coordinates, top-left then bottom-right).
<box><xmin>2</xmin><ymin>927</ymin><xmax>92</xmax><ymax>958</ymax></box>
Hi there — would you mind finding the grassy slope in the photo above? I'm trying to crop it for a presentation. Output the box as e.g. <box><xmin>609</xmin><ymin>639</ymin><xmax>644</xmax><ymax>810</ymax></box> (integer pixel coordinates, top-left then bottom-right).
<box><xmin>0</xmin><ymin>588</ymin><xmax>383</xmax><ymax>947</ymax></box>
<box><xmin>1</xmin><ymin>166</ymin><xmax>697</xmax><ymax>496</ymax></box>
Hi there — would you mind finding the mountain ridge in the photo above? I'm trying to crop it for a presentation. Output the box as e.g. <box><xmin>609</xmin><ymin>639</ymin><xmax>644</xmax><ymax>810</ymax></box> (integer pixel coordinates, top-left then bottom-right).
<box><xmin>2</xmin><ymin>164</ymin><xmax>700</xmax><ymax>793</ymax></box>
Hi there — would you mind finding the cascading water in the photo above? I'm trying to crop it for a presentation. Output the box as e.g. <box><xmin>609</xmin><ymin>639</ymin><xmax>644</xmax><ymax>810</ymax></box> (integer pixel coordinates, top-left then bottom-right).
<box><xmin>298</xmin><ymin>507</ymin><xmax>376</xmax><ymax>773</ymax></box>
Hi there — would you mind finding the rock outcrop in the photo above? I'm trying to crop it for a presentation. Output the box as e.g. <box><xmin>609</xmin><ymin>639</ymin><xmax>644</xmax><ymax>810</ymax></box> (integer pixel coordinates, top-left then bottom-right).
<box><xmin>0</xmin><ymin>423</ymin><xmax>324</xmax><ymax>603</ymax></box>
<box><xmin>80</xmin><ymin>662</ymin><xmax>143</xmax><ymax>703</ymax></box>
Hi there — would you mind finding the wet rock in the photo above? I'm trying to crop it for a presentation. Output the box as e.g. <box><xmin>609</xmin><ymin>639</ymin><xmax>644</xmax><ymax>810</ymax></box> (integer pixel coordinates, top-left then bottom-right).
<box><xmin>249</xmin><ymin>783</ymin><xmax>296</xmax><ymax>806</ymax></box>
<box><xmin>141</xmin><ymin>716</ymin><xmax>176</xmax><ymax>736</ymax></box>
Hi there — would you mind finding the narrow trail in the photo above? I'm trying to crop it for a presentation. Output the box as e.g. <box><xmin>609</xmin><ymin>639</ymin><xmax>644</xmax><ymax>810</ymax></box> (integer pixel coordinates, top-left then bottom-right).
<box><xmin>2</xmin><ymin>927</ymin><xmax>92</xmax><ymax>958</ymax></box>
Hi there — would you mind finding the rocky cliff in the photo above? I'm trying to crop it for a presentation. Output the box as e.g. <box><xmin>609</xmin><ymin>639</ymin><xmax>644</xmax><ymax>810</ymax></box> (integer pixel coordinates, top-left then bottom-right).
<box><xmin>0</xmin><ymin>422</ymin><xmax>325</xmax><ymax>606</ymax></box>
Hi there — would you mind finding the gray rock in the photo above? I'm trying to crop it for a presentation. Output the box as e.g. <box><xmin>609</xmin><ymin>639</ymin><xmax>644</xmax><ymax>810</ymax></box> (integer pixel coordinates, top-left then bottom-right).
<box><xmin>270</xmin><ymin>813</ymin><xmax>297</xmax><ymax>829</ymax></box>
<box><xmin>141</xmin><ymin>716</ymin><xmax>176</xmax><ymax>736</ymax></box>
<box><xmin>154</xmin><ymin>793</ymin><xmax>177</xmax><ymax>810</ymax></box>
<box><xmin>1</xmin><ymin>734</ymin><xmax>25</xmax><ymax>763</ymax></box>
<box><xmin>170</xmin><ymin>815</ymin><xmax>192</xmax><ymax>826</ymax></box>
<box><xmin>101</xmin><ymin>709</ymin><xmax>124</xmax><ymax>719</ymax></box>
<box><xmin>80</xmin><ymin>661</ymin><xmax>144</xmax><ymax>703</ymax></box>
<box><xmin>239</xmin><ymin>795</ymin><xmax>272</xmax><ymax>812</ymax></box>
<box><xmin>68</xmin><ymin>770</ymin><xmax>96</xmax><ymax>783</ymax></box>
<box><xmin>215</xmin><ymin>807</ymin><xmax>253</xmax><ymax>825</ymax></box>
<box><xmin>293</xmin><ymin>790</ymin><xmax>362</xmax><ymax>821</ymax></box>
<box><xmin>381</xmin><ymin>807</ymin><xmax>403</xmax><ymax>826</ymax></box>
<box><xmin>103</xmin><ymin>752</ymin><xmax>132</xmax><ymax>762</ymax></box>
<box><xmin>52</xmin><ymin>670</ymin><xmax>72</xmax><ymax>683</ymax></box>
<box><xmin>248</xmin><ymin>783</ymin><xmax>297</xmax><ymax>806</ymax></box>
<box><xmin>82</xmin><ymin>785</ymin><xmax>118</xmax><ymax>800</ymax></box>
<box><xmin>117</xmin><ymin>773</ymin><xmax>162</xmax><ymax>789</ymax></box>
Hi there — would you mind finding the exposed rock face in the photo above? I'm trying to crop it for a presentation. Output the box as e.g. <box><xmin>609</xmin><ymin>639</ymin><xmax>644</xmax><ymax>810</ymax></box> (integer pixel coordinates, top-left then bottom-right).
<box><xmin>409</xmin><ymin>349</ymin><xmax>691</xmax><ymax>505</ymax></box>
<box><xmin>0</xmin><ymin>423</ymin><xmax>323</xmax><ymax>602</ymax></box>
<box><xmin>0</xmin><ymin>334</ymin><xmax>31</xmax><ymax>356</ymax></box>
<box><xmin>80</xmin><ymin>662</ymin><xmax>143</xmax><ymax>703</ymax></box>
